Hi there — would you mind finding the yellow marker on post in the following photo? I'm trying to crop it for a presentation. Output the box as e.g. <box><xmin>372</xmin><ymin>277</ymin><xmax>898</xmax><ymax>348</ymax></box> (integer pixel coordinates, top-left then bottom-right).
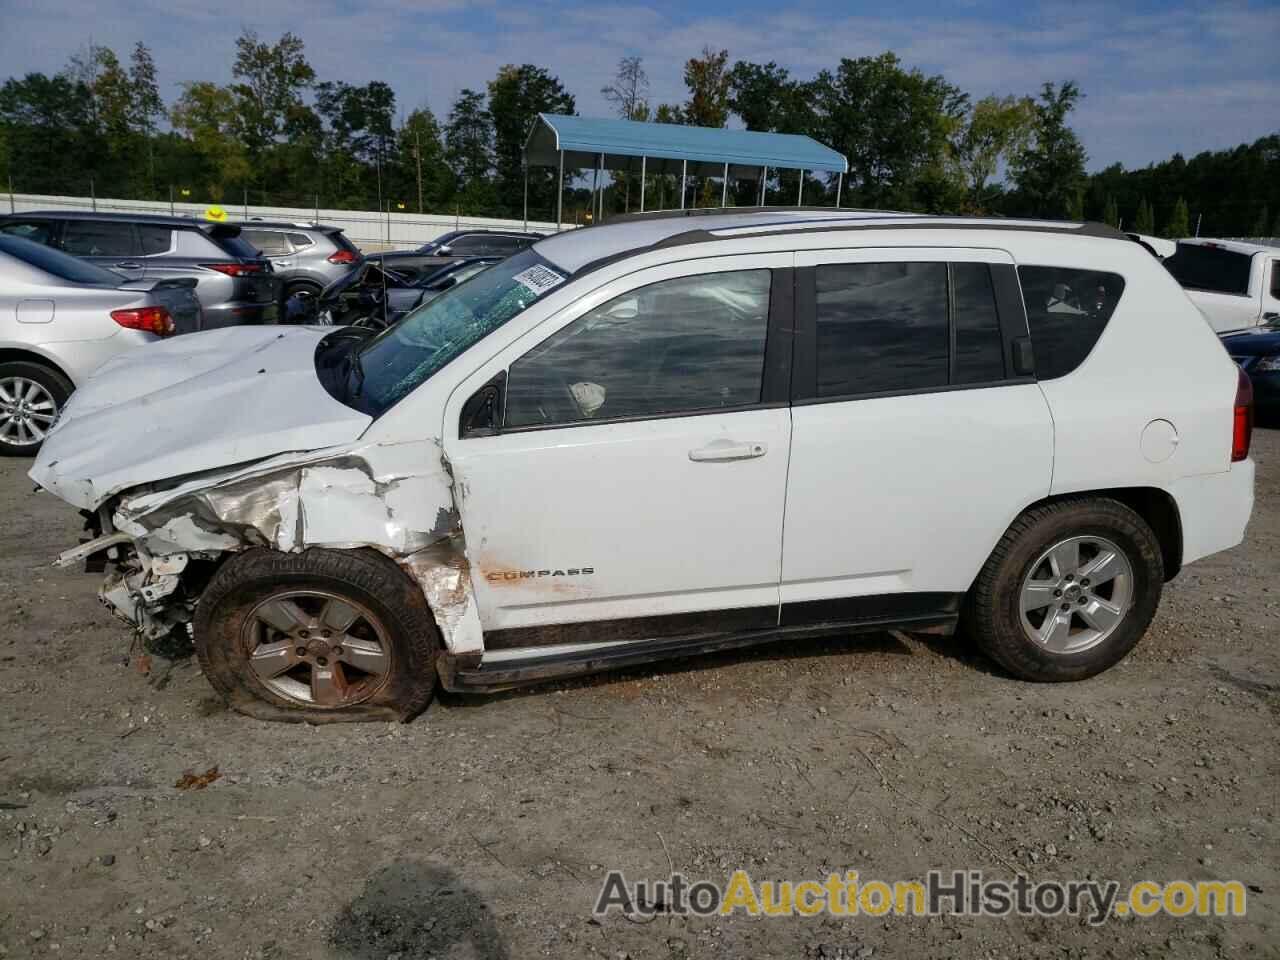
<box><xmin>204</xmin><ymin>206</ymin><xmax>227</xmax><ymax>222</ymax></box>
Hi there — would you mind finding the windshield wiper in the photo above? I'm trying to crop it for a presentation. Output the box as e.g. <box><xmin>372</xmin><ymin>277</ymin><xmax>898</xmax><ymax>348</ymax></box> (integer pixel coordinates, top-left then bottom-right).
<box><xmin>347</xmin><ymin>341</ymin><xmax>367</xmax><ymax>398</ymax></box>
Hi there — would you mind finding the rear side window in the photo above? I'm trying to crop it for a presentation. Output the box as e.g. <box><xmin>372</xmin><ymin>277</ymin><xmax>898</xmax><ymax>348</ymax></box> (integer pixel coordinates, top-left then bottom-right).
<box><xmin>62</xmin><ymin>220</ymin><xmax>137</xmax><ymax>257</ymax></box>
<box><xmin>242</xmin><ymin>229</ymin><xmax>291</xmax><ymax>256</ymax></box>
<box><xmin>1</xmin><ymin>220</ymin><xmax>55</xmax><ymax>245</ymax></box>
<box><xmin>209</xmin><ymin>231</ymin><xmax>261</xmax><ymax>259</ymax></box>
<box><xmin>1018</xmin><ymin>266</ymin><xmax>1125</xmax><ymax>381</ymax></box>
<box><xmin>815</xmin><ymin>262</ymin><xmax>949</xmax><ymax>395</ymax></box>
<box><xmin>137</xmin><ymin>225</ymin><xmax>173</xmax><ymax>255</ymax></box>
<box><xmin>1271</xmin><ymin>261</ymin><xmax>1280</xmax><ymax>300</ymax></box>
<box><xmin>449</xmin><ymin>235</ymin><xmax>491</xmax><ymax>255</ymax></box>
<box><xmin>505</xmin><ymin>270</ymin><xmax>771</xmax><ymax>428</ymax></box>
<box><xmin>952</xmin><ymin>263</ymin><xmax>1006</xmax><ymax>384</ymax></box>
<box><xmin>287</xmin><ymin>232</ymin><xmax>314</xmax><ymax>248</ymax></box>
<box><xmin>1164</xmin><ymin>243</ymin><xmax>1251</xmax><ymax>295</ymax></box>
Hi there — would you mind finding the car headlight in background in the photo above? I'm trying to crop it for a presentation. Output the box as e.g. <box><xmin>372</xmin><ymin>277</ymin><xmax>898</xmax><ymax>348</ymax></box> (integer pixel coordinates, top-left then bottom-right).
<box><xmin>1256</xmin><ymin>355</ymin><xmax>1280</xmax><ymax>372</ymax></box>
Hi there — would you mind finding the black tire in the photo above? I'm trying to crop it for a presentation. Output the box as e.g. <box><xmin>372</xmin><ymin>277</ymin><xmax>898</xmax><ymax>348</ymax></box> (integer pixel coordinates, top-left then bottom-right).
<box><xmin>194</xmin><ymin>548</ymin><xmax>439</xmax><ymax>723</ymax></box>
<box><xmin>965</xmin><ymin>498</ymin><xmax>1164</xmax><ymax>682</ymax></box>
<box><xmin>0</xmin><ymin>360</ymin><xmax>73</xmax><ymax>457</ymax></box>
<box><xmin>283</xmin><ymin>280</ymin><xmax>322</xmax><ymax>301</ymax></box>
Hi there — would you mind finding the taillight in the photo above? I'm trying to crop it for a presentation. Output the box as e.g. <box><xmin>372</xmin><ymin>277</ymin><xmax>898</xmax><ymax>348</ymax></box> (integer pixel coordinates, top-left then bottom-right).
<box><xmin>112</xmin><ymin>306</ymin><xmax>175</xmax><ymax>336</ymax></box>
<box><xmin>327</xmin><ymin>249</ymin><xmax>358</xmax><ymax>265</ymax></box>
<box><xmin>1232</xmin><ymin>366</ymin><xmax>1253</xmax><ymax>462</ymax></box>
<box><xmin>201</xmin><ymin>262</ymin><xmax>264</xmax><ymax>277</ymax></box>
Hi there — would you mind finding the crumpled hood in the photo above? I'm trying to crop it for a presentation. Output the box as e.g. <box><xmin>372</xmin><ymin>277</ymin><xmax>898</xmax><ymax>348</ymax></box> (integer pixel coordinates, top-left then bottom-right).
<box><xmin>29</xmin><ymin>326</ymin><xmax>372</xmax><ymax>510</ymax></box>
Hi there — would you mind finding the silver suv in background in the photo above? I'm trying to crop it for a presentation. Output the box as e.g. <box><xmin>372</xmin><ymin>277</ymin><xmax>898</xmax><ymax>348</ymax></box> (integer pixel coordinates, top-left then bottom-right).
<box><xmin>0</xmin><ymin>212</ymin><xmax>279</xmax><ymax>328</ymax></box>
<box><xmin>0</xmin><ymin>234</ymin><xmax>199</xmax><ymax>455</ymax></box>
<box><xmin>237</xmin><ymin>221</ymin><xmax>362</xmax><ymax>300</ymax></box>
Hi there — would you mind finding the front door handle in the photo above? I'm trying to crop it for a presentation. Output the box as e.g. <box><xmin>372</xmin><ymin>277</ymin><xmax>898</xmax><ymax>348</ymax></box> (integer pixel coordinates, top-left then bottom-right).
<box><xmin>688</xmin><ymin>440</ymin><xmax>767</xmax><ymax>462</ymax></box>
<box><xmin>115</xmin><ymin>261</ymin><xmax>142</xmax><ymax>270</ymax></box>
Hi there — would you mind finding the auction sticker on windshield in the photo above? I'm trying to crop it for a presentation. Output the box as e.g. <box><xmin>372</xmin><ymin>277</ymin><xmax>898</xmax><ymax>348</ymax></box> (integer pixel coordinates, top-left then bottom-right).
<box><xmin>513</xmin><ymin>264</ymin><xmax>566</xmax><ymax>296</ymax></box>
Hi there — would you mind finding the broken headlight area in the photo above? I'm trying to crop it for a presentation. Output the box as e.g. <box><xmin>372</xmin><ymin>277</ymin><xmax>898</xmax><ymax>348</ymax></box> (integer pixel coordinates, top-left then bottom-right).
<box><xmin>55</xmin><ymin>511</ymin><xmax>226</xmax><ymax>650</ymax></box>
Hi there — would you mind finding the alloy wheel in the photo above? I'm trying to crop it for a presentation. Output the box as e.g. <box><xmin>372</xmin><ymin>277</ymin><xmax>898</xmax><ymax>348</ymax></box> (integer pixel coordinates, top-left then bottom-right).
<box><xmin>241</xmin><ymin>590</ymin><xmax>393</xmax><ymax>707</ymax></box>
<box><xmin>1018</xmin><ymin>536</ymin><xmax>1134</xmax><ymax>654</ymax></box>
<box><xmin>0</xmin><ymin>377</ymin><xmax>57</xmax><ymax>446</ymax></box>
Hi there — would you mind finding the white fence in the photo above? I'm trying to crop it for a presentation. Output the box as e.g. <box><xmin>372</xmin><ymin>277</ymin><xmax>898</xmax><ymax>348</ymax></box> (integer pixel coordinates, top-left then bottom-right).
<box><xmin>3</xmin><ymin>192</ymin><xmax>571</xmax><ymax>252</ymax></box>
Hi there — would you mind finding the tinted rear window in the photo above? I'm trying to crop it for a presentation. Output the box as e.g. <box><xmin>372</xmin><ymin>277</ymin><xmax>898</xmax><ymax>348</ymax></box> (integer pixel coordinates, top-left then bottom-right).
<box><xmin>1019</xmin><ymin>265</ymin><xmax>1125</xmax><ymax>380</ymax></box>
<box><xmin>815</xmin><ymin>261</ymin><xmax>949</xmax><ymax>396</ymax></box>
<box><xmin>0</xmin><ymin>234</ymin><xmax>123</xmax><ymax>285</ymax></box>
<box><xmin>1164</xmin><ymin>243</ymin><xmax>1252</xmax><ymax>295</ymax></box>
<box><xmin>242</xmin><ymin>229</ymin><xmax>291</xmax><ymax>256</ymax></box>
<box><xmin>207</xmin><ymin>230</ymin><xmax>260</xmax><ymax>260</ymax></box>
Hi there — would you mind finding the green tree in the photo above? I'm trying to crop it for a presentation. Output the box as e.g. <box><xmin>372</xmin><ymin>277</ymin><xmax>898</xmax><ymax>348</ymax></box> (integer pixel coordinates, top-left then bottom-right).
<box><xmin>682</xmin><ymin>46</ymin><xmax>731</xmax><ymax>128</ymax></box>
<box><xmin>487</xmin><ymin>64</ymin><xmax>575</xmax><ymax>218</ymax></box>
<box><xmin>1065</xmin><ymin>188</ymin><xmax>1084</xmax><ymax>221</ymax></box>
<box><xmin>0</xmin><ymin>72</ymin><xmax>94</xmax><ymax>193</ymax></box>
<box><xmin>951</xmin><ymin>94</ymin><xmax>1035</xmax><ymax>209</ymax></box>
<box><xmin>1103</xmin><ymin>194</ymin><xmax>1119</xmax><ymax>227</ymax></box>
<box><xmin>1251</xmin><ymin>205</ymin><xmax>1270</xmax><ymax>238</ymax></box>
<box><xmin>1010</xmin><ymin>81</ymin><xmax>1087</xmax><ymax>218</ymax></box>
<box><xmin>810</xmin><ymin>52</ymin><xmax>968</xmax><ymax>211</ymax></box>
<box><xmin>229</xmin><ymin>30</ymin><xmax>315</xmax><ymax>158</ymax></box>
<box><xmin>170</xmin><ymin>81</ymin><xmax>250</xmax><ymax>200</ymax></box>
<box><xmin>1133</xmin><ymin>196</ymin><xmax>1155</xmax><ymax>234</ymax></box>
<box><xmin>1164</xmin><ymin>196</ymin><xmax>1190</xmax><ymax>237</ymax></box>
<box><xmin>445</xmin><ymin>88</ymin><xmax>494</xmax><ymax>210</ymax></box>
<box><xmin>395</xmin><ymin>107</ymin><xmax>449</xmax><ymax>213</ymax></box>
<box><xmin>727</xmin><ymin>61</ymin><xmax>813</xmax><ymax>134</ymax></box>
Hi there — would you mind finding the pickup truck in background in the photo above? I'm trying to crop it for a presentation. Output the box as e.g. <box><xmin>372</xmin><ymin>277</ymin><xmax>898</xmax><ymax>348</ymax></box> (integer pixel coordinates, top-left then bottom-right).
<box><xmin>1163</xmin><ymin>238</ymin><xmax>1280</xmax><ymax>333</ymax></box>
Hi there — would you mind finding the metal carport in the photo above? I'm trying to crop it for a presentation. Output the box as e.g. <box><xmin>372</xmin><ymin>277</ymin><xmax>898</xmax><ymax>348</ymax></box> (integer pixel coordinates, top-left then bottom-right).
<box><xmin>524</xmin><ymin>113</ymin><xmax>849</xmax><ymax>230</ymax></box>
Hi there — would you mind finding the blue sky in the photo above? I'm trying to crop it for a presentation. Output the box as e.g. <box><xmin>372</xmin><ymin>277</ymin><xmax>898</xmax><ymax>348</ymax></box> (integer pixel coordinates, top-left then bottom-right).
<box><xmin>1</xmin><ymin>0</ymin><xmax>1277</xmax><ymax>171</ymax></box>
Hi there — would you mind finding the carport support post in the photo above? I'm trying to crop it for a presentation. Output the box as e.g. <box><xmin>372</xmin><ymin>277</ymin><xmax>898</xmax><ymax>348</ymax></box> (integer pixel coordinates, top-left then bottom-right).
<box><xmin>8</xmin><ymin>175</ymin><xmax>14</xmax><ymax>214</ymax></box>
<box><xmin>169</xmin><ymin>184</ymin><xmax>174</xmax><ymax>216</ymax></box>
<box><xmin>243</xmin><ymin>187</ymin><xmax>248</xmax><ymax>219</ymax></box>
<box><xmin>640</xmin><ymin>157</ymin><xmax>646</xmax><ymax>212</ymax></box>
<box><xmin>722</xmin><ymin>162</ymin><xmax>728</xmax><ymax>208</ymax></box>
<box><xmin>797</xmin><ymin>170</ymin><xmax>804</xmax><ymax>206</ymax></box>
<box><xmin>836</xmin><ymin>172</ymin><xmax>843</xmax><ymax>208</ymax></box>
<box><xmin>759</xmin><ymin>166</ymin><xmax>767</xmax><ymax>206</ymax></box>
<box><xmin>680</xmin><ymin>159</ymin><xmax>687</xmax><ymax>210</ymax></box>
<box><xmin>522</xmin><ymin>161</ymin><xmax>528</xmax><ymax>232</ymax></box>
<box><xmin>556</xmin><ymin>150</ymin><xmax>564</xmax><ymax>232</ymax></box>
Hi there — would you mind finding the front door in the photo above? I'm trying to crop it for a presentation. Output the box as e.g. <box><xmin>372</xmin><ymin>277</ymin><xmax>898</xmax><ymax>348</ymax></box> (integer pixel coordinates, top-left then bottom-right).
<box><xmin>442</xmin><ymin>254</ymin><xmax>794</xmax><ymax>641</ymax></box>
<box><xmin>781</xmin><ymin>247</ymin><xmax>1054</xmax><ymax>621</ymax></box>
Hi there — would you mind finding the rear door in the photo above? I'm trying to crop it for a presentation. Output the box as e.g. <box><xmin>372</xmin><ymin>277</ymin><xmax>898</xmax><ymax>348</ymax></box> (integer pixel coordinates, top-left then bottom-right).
<box><xmin>443</xmin><ymin>254</ymin><xmax>795</xmax><ymax>641</ymax></box>
<box><xmin>781</xmin><ymin>247</ymin><xmax>1053</xmax><ymax>623</ymax></box>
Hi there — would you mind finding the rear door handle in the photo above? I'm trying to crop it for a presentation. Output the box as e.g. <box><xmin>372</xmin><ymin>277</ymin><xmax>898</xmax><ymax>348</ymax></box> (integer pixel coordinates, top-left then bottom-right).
<box><xmin>115</xmin><ymin>261</ymin><xmax>142</xmax><ymax>270</ymax></box>
<box><xmin>688</xmin><ymin>440</ymin><xmax>767</xmax><ymax>462</ymax></box>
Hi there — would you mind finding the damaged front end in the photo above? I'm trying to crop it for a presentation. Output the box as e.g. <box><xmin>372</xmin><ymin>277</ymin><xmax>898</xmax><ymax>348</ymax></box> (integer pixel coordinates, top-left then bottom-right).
<box><xmin>52</xmin><ymin>440</ymin><xmax>485</xmax><ymax>657</ymax></box>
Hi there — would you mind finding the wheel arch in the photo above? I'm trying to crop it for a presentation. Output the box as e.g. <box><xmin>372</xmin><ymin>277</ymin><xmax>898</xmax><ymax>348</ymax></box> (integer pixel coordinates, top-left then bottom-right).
<box><xmin>0</xmin><ymin>347</ymin><xmax>76</xmax><ymax>387</ymax></box>
<box><xmin>998</xmin><ymin>486</ymin><xmax>1183</xmax><ymax>584</ymax></box>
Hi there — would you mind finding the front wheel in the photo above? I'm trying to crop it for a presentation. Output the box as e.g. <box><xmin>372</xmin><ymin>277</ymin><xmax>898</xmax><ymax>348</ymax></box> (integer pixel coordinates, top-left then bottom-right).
<box><xmin>965</xmin><ymin>498</ymin><xmax>1164</xmax><ymax>681</ymax></box>
<box><xmin>194</xmin><ymin>548</ymin><xmax>440</xmax><ymax>722</ymax></box>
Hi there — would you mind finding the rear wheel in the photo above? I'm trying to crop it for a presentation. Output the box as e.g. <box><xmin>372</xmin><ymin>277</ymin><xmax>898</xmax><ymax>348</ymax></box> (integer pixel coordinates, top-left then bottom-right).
<box><xmin>194</xmin><ymin>548</ymin><xmax>439</xmax><ymax>722</ymax></box>
<box><xmin>0</xmin><ymin>361</ymin><xmax>72</xmax><ymax>457</ymax></box>
<box><xmin>965</xmin><ymin>498</ymin><xmax>1164</xmax><ymax>681</ymax></box>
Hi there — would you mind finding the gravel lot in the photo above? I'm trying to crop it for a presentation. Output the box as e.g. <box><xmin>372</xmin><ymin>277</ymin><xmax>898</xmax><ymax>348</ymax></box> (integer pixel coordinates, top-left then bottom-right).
<box><xmin>0</xmin><ymin>430</ymin><xmax>1276</xmax><ymax>959</ymax></box>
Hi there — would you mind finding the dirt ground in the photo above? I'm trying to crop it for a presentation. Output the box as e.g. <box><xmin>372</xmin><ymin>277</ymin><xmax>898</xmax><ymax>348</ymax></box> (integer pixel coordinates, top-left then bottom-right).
<box><xmin>0</xmin><ymin>431</ymin><xmax>1276</xmax><ymax>960</ymax></box>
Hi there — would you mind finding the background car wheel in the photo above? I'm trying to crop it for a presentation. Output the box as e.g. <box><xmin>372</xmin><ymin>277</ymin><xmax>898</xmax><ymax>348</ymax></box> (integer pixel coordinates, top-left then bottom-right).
<box><xmin>194</xmin><ymin>548</ymin><xmax>440</xmax><ymax>722</ymax></box>
<box><xmin>0</xmin><ymin>361</ymin><xmax>72</xmax><ymax>457</ymax></box>
<box><xmin>965</xmin><ymin>498</ymin><xmax>1164</xmax><ymax>681</ymax></box>
<box><xmin>283</xmin><ymin>281</ymin><xmax>321</xmax><ymax>302</ymax></box>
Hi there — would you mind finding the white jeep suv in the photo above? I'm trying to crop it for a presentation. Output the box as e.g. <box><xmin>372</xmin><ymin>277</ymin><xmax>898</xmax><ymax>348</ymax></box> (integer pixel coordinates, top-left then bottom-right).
<box><xmin>31</xmin><ymin>210</ymin><xmax>1255</xmax><ymax>722</ymax></box>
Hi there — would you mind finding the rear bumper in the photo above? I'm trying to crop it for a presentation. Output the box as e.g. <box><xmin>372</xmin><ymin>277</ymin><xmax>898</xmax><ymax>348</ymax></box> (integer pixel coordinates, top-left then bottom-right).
<box><xmin>1171</xmin><ymin>460</ymin><xmax>1255</xmax><ymax>566</ymax></box>
<box><xmin>201</xmin><ymin>300</ymin><xmax>279</xmax><ymax>329</ymax></box>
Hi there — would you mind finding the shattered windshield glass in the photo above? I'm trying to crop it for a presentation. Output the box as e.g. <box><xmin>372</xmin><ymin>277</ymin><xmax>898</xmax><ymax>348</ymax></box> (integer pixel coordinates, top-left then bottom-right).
<box><xmin>343</xmin><ymin>248</ymin><xmax>568</xmax><ymax>416</ymax></box>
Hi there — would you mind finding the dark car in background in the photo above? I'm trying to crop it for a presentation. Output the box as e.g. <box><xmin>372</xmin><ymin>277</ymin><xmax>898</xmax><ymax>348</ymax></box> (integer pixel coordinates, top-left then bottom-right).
<box><xmin>1222</xmin><ymin>317</ymin><xmax>1280</xmax><ymax>424</ymax></box>
<box><xmin>0</xmin><ymin>211</ymin><xmax>280</xmax><ymax>328</ymax></box>
<box><xmin>368</xmin><ymin>229</ymin><xmax>542</xmax><ymax>281</ymax></box>
<box><xmin>287</xmin><ymin>256</ymin><xmax>499</xmax><ymax>328</ymax></box>
<box><xmin>237</xmin><ymin>220</ymin><xmax>362</xmax><ymax>301</ymax></box>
